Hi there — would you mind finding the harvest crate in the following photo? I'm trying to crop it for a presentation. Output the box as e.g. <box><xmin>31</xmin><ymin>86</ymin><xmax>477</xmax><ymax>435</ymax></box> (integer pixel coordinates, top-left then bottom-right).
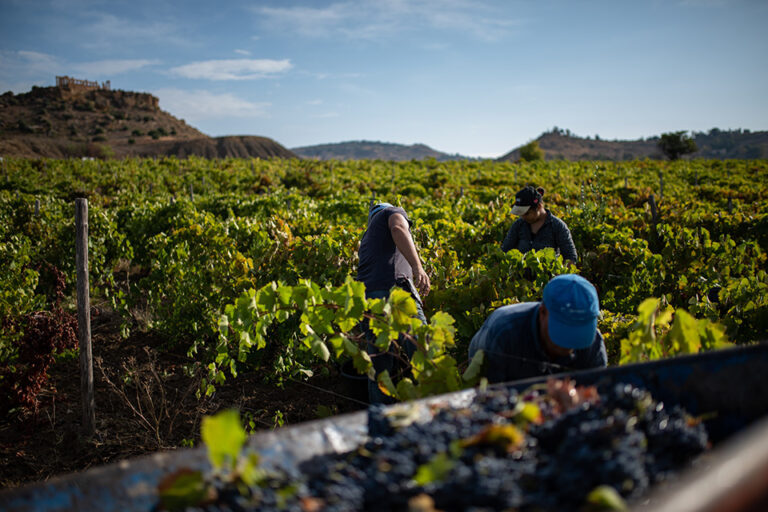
<box><xmin>2</xmin><ymin>343</ymin><xmax>768</xmax><ymax>511</ymax></box>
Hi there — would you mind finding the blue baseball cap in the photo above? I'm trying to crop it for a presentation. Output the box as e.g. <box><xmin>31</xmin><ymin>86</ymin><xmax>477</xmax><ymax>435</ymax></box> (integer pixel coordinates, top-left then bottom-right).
<box><xmin>542</xmin><ymin>274</ymin><xmax>600</xmax><ymax>349</ymax></box>
<box><xmin>368</xmin><ymin>202</ymin><xmax>393</xmax><ymax>225</ymax></box>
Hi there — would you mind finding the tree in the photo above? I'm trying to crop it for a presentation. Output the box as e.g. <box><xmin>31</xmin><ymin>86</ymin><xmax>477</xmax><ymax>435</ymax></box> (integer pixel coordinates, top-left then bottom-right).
<box><xmin>659</xmin><ymin>131</ymin><xmax>697</xmax><ymax>160</ymax></box>
<box><xmin>519</xmin><ymin>141</ymin><xmax>545</xmax><ymax>162</ymax></box>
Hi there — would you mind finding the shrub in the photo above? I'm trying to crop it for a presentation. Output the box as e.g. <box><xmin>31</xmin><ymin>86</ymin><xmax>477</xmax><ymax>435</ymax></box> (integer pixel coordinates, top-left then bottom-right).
<box><xmin>519</xmin><ymin>141</ymin><xmax>545</xmax><ymax>162</ymax></box>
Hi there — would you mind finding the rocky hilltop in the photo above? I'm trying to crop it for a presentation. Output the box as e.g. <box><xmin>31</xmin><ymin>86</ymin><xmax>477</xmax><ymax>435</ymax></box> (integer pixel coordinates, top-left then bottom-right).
<box><xmin>0</xmin><ymin>83</ymin><xmax>295</xmax><ymax>159</ymax></box>
<box><xmin>498</xmin><ymin>129</ymin><xmax>768</xmax><ymax>162</ymax></box>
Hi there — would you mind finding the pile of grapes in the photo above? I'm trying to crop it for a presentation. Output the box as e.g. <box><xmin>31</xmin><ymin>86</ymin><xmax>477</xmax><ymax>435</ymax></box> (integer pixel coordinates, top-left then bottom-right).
<box><xmin>177</xmin><ymin>380</ymin><xmax>709</xmax><ymax>511</ymax></box>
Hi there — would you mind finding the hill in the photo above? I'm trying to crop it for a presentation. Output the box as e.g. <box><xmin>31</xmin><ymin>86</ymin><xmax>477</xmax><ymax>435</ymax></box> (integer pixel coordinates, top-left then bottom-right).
<box><xmin>498</xmin><ymin>128</ymin><xmax>768</xmax><ymax>162</ymax></box>
<box><xmin>0</xmin><ymin>83</ymin><xmax>296</xmax><ymax>159</ymax></box>
<box><xmin>292</xmin><ymin>140</ymin><xmax>474</xmax><ymax>161</ymax></box>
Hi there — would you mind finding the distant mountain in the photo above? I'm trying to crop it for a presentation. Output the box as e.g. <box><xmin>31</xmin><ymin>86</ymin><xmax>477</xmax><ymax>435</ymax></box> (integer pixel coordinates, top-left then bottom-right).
<box><xmin>0</xmin><ymin>83</ymin><xmax>296</xmax><ymax>159</ymax></box>
<box><xmin>292</xmin><ymin>140</ymin><xmax>475</xmax><ymax>161</ymax></box>
<box><xmin>498</xmin><ymin>129</ymin><xmax>768</xmax><ymax>162</ymax></box>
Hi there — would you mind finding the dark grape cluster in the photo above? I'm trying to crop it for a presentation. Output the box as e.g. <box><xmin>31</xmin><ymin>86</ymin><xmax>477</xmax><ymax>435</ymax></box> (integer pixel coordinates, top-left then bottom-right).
<box><xmin>184</xmin><ymin>381</ymin><xmax>709</xmax><ymax>512</ymax></box>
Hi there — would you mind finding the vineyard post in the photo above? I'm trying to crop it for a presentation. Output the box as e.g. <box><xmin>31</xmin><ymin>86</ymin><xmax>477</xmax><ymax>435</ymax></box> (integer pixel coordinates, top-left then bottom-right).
<box><xmin>149</xmin><ymin>183</ymin><xmax>153</xmax><ymax>195</ymax></box>
<box><xmin>624</xmin><ymin>174</ymin><xmax>628</xmax><ymax>188</ymax></box>
<box><xmin>75</xmin><ymin>198</ymin><xmax>95</xmax><ymax>436</ymax></box>
<box><xmin>728</xmin><ymin>197</ymin><xmax>733</xmax><ymax>214</ymax></box>
<box><xmin>189</xmin><ymin>183</ymin><xmax>194</xmax><ymax>202</ymax></box>
<box><xmin>460</xmin><ymin>186</ymin><xmax>464</xmax><ymax>198</ymax></box>
<box><xmin>34</xmin><ymin>199</ymin><xmax>40</xmax><ymax>217</ymax></box>
<box><xmin>649</xmin><ymin>194</ymin><xmax>659</xmax><ymax>224</ymax></box>
<box><xmin>369</xmin><ymin>192</ymin><xmax>376</xmax><ymax>210</ymax></box>
<box><xmin>202</xmin><ymin>176</ymin><xmax>206</xmax><ymax>192</ymax></box>
<box><xmin>170</xmin><ymin>195</ymin><xmax>176</xmax><ymax>205</ymax></box>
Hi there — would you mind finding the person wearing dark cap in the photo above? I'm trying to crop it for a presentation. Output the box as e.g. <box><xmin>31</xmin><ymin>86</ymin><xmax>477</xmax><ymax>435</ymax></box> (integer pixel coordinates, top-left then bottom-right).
<box><xmin>357</xmin><ymin>202</ymin><xmax>431</xmax><ymax>403</ymax></box>
<box><xmin>502</xmin><ymin>185</ymin><xmax>578</xmax><ymax>265</ymax></box>
<box><xmin>468</xmin><ymin>274</ymin><xmax>607</xmax><ymax>383</ymax></box>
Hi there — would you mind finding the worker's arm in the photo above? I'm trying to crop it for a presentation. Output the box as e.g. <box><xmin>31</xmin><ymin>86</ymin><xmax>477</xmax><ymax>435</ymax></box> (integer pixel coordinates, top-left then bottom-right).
<box><xmin>388</xmin><ymin>213</ymin><xmax>430</xmax><ymax>296</ymax></box>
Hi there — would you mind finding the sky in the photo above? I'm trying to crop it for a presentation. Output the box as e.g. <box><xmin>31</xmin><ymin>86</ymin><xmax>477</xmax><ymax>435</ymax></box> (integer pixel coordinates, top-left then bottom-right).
<box><xmin>1</xmin><ymin>0</ymin><xmax>767</xmax><ymax>158</ymax></box>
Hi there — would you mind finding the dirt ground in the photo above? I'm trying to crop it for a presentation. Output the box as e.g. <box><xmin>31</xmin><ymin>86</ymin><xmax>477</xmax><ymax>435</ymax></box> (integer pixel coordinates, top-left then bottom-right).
<box><xmin>0</xmin><ymin>309</ymin><xmax>367</xmax><ymax>489</ymax></box>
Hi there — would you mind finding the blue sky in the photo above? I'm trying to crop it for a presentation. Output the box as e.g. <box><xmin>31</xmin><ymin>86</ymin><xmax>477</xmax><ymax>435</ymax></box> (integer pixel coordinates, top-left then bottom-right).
<box><xmin>1</xmin><ymin>0</ymin><xmax>767</xmax><ymax>158</ymax></box>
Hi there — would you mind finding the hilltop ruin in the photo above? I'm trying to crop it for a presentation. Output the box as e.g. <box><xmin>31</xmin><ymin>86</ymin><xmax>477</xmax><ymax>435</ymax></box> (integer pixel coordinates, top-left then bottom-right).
<box><xmin>56</xmin><ymin>76</ymin><xmax>111</xmax><ymax>92</ymax></box>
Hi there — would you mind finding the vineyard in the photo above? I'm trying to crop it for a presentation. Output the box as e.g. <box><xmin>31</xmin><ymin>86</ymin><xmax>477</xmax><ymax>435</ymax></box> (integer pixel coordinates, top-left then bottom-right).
<box><xmin>1</xmin><ymin>156</ymin><xmax>767</xmax><ymax>487</ymax></box>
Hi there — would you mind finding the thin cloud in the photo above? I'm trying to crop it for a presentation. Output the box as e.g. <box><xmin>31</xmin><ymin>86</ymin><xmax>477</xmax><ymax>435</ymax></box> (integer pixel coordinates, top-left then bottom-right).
<box><xmin>170</xmin><ymin>59</ymin><xmax>292</xmax><ymax>80</ymax></box>
<box><xmin>234</xmin><ymin>49</ymin><xmax>251</xmax><ymax>56</ymax></box>
<box><xmin>153</xmin><ymin>88</ymin><xmax>272</xmax><ymax>121</ymax></box>
<box><xmin>79</xmin><ymin>12</ymin><xmax>193</xmax><ymax>50</ymax></box>
<box><xmin>75</xmin><ymin>59</ymin><xmax>160</xmax><ymax>76</ymax></box>
<box><xmin>0</xmin><ymin>50</ymin><xmax>158</xmax><ymax>79</ymax></box>
<box><xmin>254</xmin><ymin>0</ymin><xmax>521</xmax><ymax>42</ymax></box>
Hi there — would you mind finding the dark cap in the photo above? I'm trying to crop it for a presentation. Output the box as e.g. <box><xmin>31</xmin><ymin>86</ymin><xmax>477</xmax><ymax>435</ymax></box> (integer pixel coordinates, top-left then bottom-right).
<box><xmin>510</xmin><ymin>186</ymin><xmax>542</xmax><ymax>216</ymax></box>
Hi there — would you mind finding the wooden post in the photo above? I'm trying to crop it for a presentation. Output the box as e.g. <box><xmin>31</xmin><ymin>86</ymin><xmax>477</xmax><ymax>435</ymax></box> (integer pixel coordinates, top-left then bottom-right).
<box><xmin>286</xmin><ymin>198</ymin><xmax>292</xmax><ymax>210</ymax></box>
<box><xmin>694</xmin><ymin>171</ymin><xmax>698</xmax><ymax>187</ymax></box>
<box><xmin>624</xmin><ymin>175</ymin><xmax>628</xmax><ymax>188</ymax></box>
<box><xmin>369</xmin><ymin>192</ymin><xmax>376</xmax><ymax>210</ymax></box>
<box><xmin>34</xmin><ymin>199</ymin><xmax>40</xmax><ymax>217</ymax></box>
<box><xmin>189</xmin><ymin>184</ymin><xmax>194</xmax><ymax>201</ymax></box>
<box><xmin>170</xmin><ymin>195</ymin><xmax>176</xmax><ymax>205</ymax></box>
<box><xmin>459</xmin><ymin>186</ymin><xmax>464</xmax><ymax>198</ymax></box>
<box><xmin>728</xmin><ymin>197</ymin><xmax>733</xmax><ymax>214</ymax></box>
<box><xmin>649</xmin><ymin>194</ymin><xmax>658</xmax><ymax>224</ymax></box>
<box><xmin>75</xmin><ymin>199</ymin><xmax>95</xmax><ymax>436</ymax></box>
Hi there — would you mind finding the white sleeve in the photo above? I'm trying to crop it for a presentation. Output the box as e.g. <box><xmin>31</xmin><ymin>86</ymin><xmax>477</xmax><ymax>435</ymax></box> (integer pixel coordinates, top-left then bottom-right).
<box><xmin>393</xmin><ymin>248</ymin><xmax>413</xmax><ymax>280</ymax></box>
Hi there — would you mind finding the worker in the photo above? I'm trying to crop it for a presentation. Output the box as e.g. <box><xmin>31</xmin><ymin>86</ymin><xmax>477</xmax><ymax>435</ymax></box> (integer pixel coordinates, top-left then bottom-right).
<box><xmin>502</xmin><ymin>185</ymin><xmax>578</xmax><ymax>265</ymax></box>
<box><xmin>468</xmin><ymin>274</ymin><xmax>606</xmax><ymax>383</ymax></box>
<box><xmin>357</xmin><ymin>202</ymin><xmax>430</xmax><ymax>403</ymax></box>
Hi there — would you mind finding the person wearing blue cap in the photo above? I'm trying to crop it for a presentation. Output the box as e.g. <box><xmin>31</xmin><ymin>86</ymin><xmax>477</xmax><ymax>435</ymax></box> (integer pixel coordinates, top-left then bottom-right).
<box><xmin>468</xmin><ymin>274</ymin><xmax>607</xmax><ymax>383</ymax></box>
<box><xmin>502</xmin><ymin>186</ymin><xmax>578</xmax><ymax>265</ymax></box>
<box><xmin>357</xmin><ymin>202</ymin><xmax>431</xmax><ymax>403</ymax></box>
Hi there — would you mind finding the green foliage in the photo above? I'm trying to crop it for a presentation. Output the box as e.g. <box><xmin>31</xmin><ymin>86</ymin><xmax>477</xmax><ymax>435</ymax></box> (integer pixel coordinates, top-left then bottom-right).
<box><xmin>213</xmin><ymin>276</ymin><xmax>470</xmax><ymax>400</ymax></box>
<box><xmin>619</xmin><ymin>298</ymin><xmax>732</xmax><ymax>364</ymax></box>
<box><xmin>519</xmin><ymin>140</ymin><xmax>545</xmax><ymax>162</ymax></box>
<box><xmin>1</xmin><ymin>157</ymin><xmax>765</xmax><ymax>405</ymax></box>
<box><xmin>659</xmin><ymin>131</ymin><xmax>698</xmax><ymax>160</ymax></box>
<box><xmin>201</xmin><ymin>409</ymin><xmax>247</xmax><ymax>471</ymax></box>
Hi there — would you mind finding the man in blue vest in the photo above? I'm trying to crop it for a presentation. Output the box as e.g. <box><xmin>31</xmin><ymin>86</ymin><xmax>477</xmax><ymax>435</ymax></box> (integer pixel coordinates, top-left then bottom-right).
<box><xmin>357</xmin><ymin>202</ymin><xmax>430</xmax><ymax>403</ymax></box>
<box><xmin>468</xmin><ymin>274</ymin><xmax>607</xmax><ymax>383</ymax></box>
